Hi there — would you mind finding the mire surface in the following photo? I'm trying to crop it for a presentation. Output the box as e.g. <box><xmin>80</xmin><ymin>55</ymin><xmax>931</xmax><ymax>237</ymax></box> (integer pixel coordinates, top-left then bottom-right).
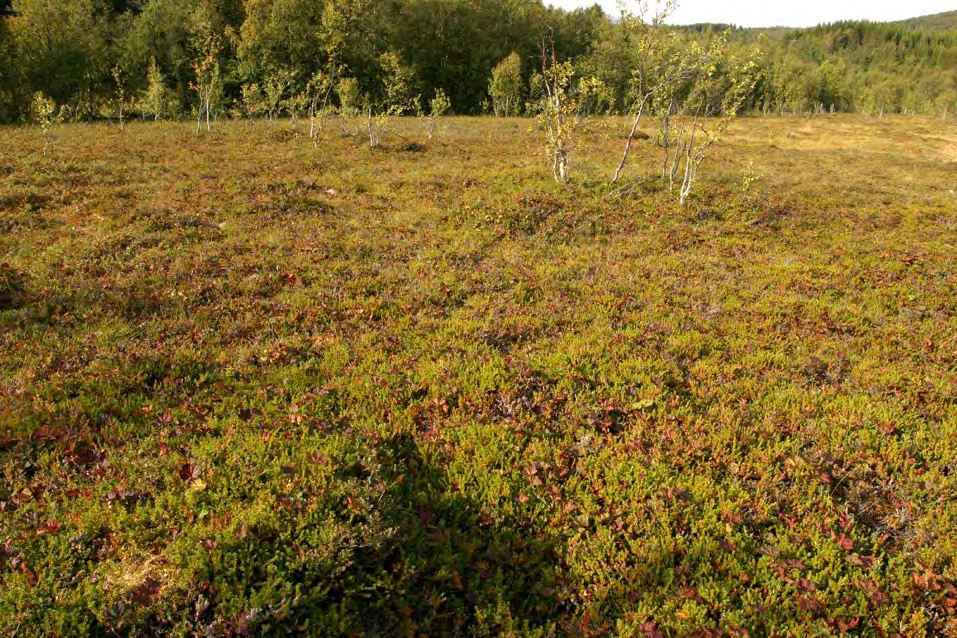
<box><xmin>1</xmin><ymin>116</ymin><xmax>956</xmax><ymax>636</ymax></box>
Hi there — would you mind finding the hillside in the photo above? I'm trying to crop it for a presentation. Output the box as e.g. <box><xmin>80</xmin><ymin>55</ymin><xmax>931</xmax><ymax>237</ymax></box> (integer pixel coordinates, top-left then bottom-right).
<box><xmin>897</xmin><ymin>10</ymin><xmax>957</xmax><ymax>31</ymax></box>
<box><xmin>672</xmin><ymin>15</ymin><xmax>957</xmax><ymax>116</ymax></box>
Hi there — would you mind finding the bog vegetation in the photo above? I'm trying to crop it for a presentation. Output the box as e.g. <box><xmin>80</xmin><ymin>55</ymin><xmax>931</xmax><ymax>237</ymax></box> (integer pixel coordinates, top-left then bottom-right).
<box><xmin>2</xmin><ymin>0</ymin><xmax>957</xmax><ymax>636</ymax></box>
<box><xmin>2</xmin><ymin>112</ymin><xmax>957</xmax><ymax>635</ymax></box>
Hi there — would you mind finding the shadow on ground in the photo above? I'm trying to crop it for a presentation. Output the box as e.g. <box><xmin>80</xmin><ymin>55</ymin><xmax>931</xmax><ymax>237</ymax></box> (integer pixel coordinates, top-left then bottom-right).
<box><xmin>0</xmin><ymin>263</ymin><xmax>26</xmax><ymax>310</ymax></box>
<box><xmin>186</xmin><ymin>433</ymin><xmax>569</xmax><ymax>636</ymax></box>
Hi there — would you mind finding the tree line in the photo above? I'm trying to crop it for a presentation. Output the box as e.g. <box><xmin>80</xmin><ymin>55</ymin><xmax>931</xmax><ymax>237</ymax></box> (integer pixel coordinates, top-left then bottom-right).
<box><xmin>0</xmin><ymin>0</ymin><xmax>954</xmax><ymax>124</ymax></box>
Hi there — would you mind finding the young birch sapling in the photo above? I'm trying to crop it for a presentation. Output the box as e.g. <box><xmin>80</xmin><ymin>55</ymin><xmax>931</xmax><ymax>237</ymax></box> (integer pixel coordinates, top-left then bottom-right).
<box><xmin>538</xmin><ymin>29</ymin><xmax>580</xmax><ymax>184</ymax></box>
<box><xmin>304</xmin><ymin>69</ymin><xmax>337</xmax><ymax>144</ymax></box>
<box><xmin>191</xmin><ymin>32</ymin><xmax>222</xmax><ymax>134</ymax></box>
<box><xmin>263</xmin><ymin>67</ymin><xmax>294</xmax><ymax>123</ymax></box>
<box><xmin>366</xmin><ymin>50</ymin><xmax>420</xmax><ymax>148</ymax></box>
<box><xmin>141</xmin><ymin>56</ymin><xmax>169</xmax><ymax>121</ymax></box>
<box><xmin>111</xmin><ymin>65</ymin><xmax>127</xmax><ymax>130</ymax></box>
<box><xmin>426</xmin><ymin>89</ymin><xmax>451</xmax><ymax>140</ymax></box>
<box><xmin>240</xmin><ymin>82</ymin><xmax>268</xmax><ymax>122</ymax></box>
<box><xmin>612</xmin><ymin>0</ymin><xmax>679</xmax><ymax>184</ymax></box>
<box><xmin>659</xmin><ymin>41</ymin><xmax>761</xmax><ymax>205</ymax></box>
<box><xmin>32</xmin><ymin>92</ymin><xmax>56</xmax><ymax>156</ymax></box>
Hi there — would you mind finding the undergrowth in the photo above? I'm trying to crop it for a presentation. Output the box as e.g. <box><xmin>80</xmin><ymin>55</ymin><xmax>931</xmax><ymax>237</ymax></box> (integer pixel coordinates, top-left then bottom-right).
<box><xmin>1</xmin><ymin>116</ymin><xmax>955</xmax><ymax>636</ymax></box>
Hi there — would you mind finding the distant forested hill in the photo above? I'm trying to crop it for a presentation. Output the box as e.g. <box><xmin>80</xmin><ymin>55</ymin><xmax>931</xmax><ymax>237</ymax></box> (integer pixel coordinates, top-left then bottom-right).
<box><xmin>897</xmin><ymin>10</ymin><xmax>957</xmax><ymax>31</ymax></box>
<box><xmin>0</xmin><ymin>1</ymin><xmax>954</xmax><ymax>123</ymax></box>
<box><xmin>730</xmin><ymin>18</ymin><xmax>957</xmax><ymax>115</ymax></box>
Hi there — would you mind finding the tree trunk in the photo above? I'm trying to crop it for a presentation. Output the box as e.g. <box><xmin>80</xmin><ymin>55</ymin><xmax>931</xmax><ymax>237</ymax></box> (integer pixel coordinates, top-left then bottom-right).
<box><xmin>669</xmin><ymin>129</ymin><xmax>684</xmax><ymax>192</ymax></box>
<box><xmin>679</xmin><ymin>112</ymin><xmax>700</xmax><ymax>207</ymax></box>
<box><xmin>612</xmin><ymin>93</ymin><xmax>652</xmax><ymax>184</ymax></box>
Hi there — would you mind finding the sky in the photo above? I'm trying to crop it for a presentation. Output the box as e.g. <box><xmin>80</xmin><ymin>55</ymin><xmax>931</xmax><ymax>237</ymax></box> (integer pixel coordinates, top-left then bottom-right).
<box><xmin>548</xmin><ymin>0</ymin><xmax>957</xmax><ymax>28</ymax></box>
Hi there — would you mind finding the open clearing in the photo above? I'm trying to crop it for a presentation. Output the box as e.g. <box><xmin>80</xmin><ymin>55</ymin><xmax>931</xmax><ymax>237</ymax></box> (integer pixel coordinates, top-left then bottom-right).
<box><xmin>1</xmin><ymin>116</ymin><xmax>956</xmax><ymax>635</ymax></box>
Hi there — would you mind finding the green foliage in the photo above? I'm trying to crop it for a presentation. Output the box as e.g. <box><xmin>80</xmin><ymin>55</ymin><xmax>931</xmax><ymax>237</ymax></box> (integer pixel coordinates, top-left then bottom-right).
<box><xmin>139</xmin><ymin>56</ymin><xmax>169</xmax><ymax>121</ymax></box>
<box><xmin>237</xmin><ymin>0</ymin><xmax>323</xmax><ymax>79</ymax></box>
<box><xmin>0</xmin><ymin>18</ymin><xmax>19</xmax><ymax>121</ymax></box>
<box><xmin>1</xmin><ymin>0</ymin><xmax>954</xmax><ymax>122</ymax></box>
<box><xmin>389</xmin><ymin>0</ymin><xmax>571</xmax><ymax>116</ymax></box>
<box><xmin>425</xmin><ymin>88</ymin><xmax>451</xmax><ymax>140</ymax></box>
<box><xmin>576</xmin><ymin>75</ymin><xmax>614</xmax><ymax>115</ymax></box>
<box><xmin>119</xmin><ymin>0</ymin><xmax>195</xmax><ymax>115</ymax></box>
<box><xmin>378</xmin><ymin>49</ymin><xmax>420</xmax><ymax>116</ymax></box>
<box><xmin>489</xmin><ymin>51</ymin><xmax>524</xmax><ymax>117</ymax></box>
<box><xmin>335</xmin><ymin>76</ymin><xmax>361</xmax><ymax>116</ymax></box>
<box><xmin>30</xmin><ymin>90</ymin><xmax>56</xmax><ymax>154</ymax></box>
<box><xmin>745</xmin><ymin>20</ymin><xmax>957</xmax><ymax>116</ymax></box>
<box><xmin>10</xmin><ymin>0</ymin><xmax>109</xmax><ymax>117</ymax></box>
<box><xmin>898</xmin><ymin>10</ymin><xmax>957</xmax><ymax>31</ymax></box>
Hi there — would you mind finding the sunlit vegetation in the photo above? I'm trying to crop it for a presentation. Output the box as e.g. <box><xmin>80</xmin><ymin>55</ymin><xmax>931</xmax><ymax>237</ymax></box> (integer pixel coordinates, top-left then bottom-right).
<box><xmin>1</xmin><ymin>115</ymin><xmax>956</xmax><ymax>635</ymax></box>
<box><xmin>0</xmin><ymin>0</ymin><xmax>955</xmax><ymax>125</ymax></box>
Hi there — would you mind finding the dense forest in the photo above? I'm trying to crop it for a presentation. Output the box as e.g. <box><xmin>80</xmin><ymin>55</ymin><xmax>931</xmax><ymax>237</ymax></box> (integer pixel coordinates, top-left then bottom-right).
<box><xmin>898</xmin><ymin>10</ymin><xmax>957</xmax><ymax>31</ymax></box>
<box><xmin>0</xmin><ymin>0</ymin><xmax>954</xmax><ymax>123</ymax></box>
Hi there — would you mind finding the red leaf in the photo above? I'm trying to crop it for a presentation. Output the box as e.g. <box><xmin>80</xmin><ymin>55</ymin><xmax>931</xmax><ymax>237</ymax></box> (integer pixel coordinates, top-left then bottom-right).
<box><xmin>798</xmin><ymin>593</ymin><xmax>822</xmax><ymax>611</ymax></box>
<box><xmin>783</xmin><ymin>558</ymin><xmax>807</xmax><ymax>571</ymax></box>
<box><xmin>833</xmin><ymin>617</ymin><xmax>860</xmax><ymax>632</ymax></box>
<box><xmin>830</xmin><ymin>530</ymin><xmax>854</xmax><ymax>551</ymax></box>
<box><xmin>724</xmin><ymin>512</ymin><xmax>745</xmax><ymax>525</ymax></box>
<box><xmin>796</xmin><ymin>577</ymin><xmax>816</xmax><ymax>592</ymax></box>
<box><xmin>130</xmin><ymin>577</ymin><xmax>161</xmax><ymax>604</ymax></box>
<box><xmin>307</xmin><ymin>452</ymin><xmax>329</xmax><ymax>465</ymax></box>
<box><xmin>31</xmin><ymin>427</ymin><xmax>60</xmax><ymax>442</ymax></box>
<box><xmin>178</xmin><ymin>462</ymin><xmax>198</xmax><ymax>481</ymax></box>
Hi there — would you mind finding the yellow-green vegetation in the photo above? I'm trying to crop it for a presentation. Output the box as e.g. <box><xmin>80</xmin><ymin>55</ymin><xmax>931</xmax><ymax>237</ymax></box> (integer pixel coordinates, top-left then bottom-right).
<box><xmin>1</xmin><ymin>115</ymin><xmax>956</xmax><ymax>636</ymax></box>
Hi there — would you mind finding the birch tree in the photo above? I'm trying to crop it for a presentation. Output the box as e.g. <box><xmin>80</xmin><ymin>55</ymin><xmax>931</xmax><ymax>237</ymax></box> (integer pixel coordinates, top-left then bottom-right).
<box><xmin>31</xmin><ymin>91</ymin><xmax>56</xmax><ymax>156</ymax></box>
<box><xmin>425</xmin><ymin>88</ymin><xmax>451</xmax><ymax>140</ymax></box>
<box><xmin>609</xmin><ymin>0</ymin><xmax>761</xmax><ymax>206</ymax></box>
<box><xmin>668</xmin><ymin>51</ymin><xmax>760</xmax><ymax>205</ymax></box>
<box><xmin>489</xmin><ymin>52</ymin><xmax>524</xmax><ymax>117</ymax></box>
<box><xmin>643</xmin><ymin>34</ymin><xmax>761</xmax><ymax>204</ymax></box>
<box><xmin>111</xmin><ymin>65</ymin><xmax>128</xmax><ymax>129</ymax></box>
<box><xmin>140</xmin><ymin>56</ymin><xmax>170</xmax><ymax>121</ymax></box>
<box><xmin>262</xmin><ymin>66</ymin><xmax>294</xmax><ymax>122</ymax></box>
<box><xmin>611</xmin><ymin>0</ymin><xmax>678</xmax><ymax>183</ymax></box>
<box><xmin>537</xmin><ymin>30</ymin><xmax>579</xmax><ymax>184</ymax></box>
<box><xmin>190</xmin><ymin>30</ymin><xmax>222</xmax><ymax>133</ymax></box>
